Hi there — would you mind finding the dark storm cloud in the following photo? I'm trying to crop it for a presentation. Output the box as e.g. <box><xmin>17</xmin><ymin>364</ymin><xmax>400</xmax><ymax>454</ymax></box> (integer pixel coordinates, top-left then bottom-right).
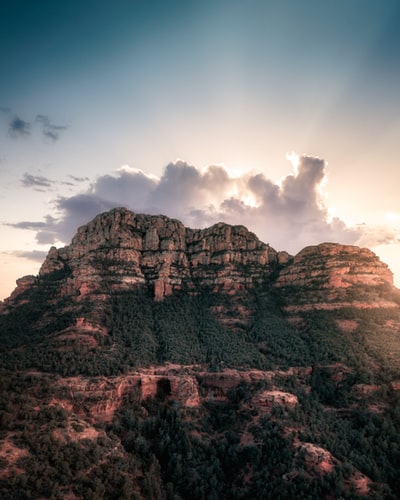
<box><xmin>9</xmin><ymin>156</ymin><xmax>369</xmax><ymax>253</ymax></box>
<box><xmin>8</xmin><ymin>116</ymin><xmax>31</xmax><ymax>138</ymax></box>
<box><xmin>36</xmin><ymin>114</ymin><xmax>68</xmax><ymax>141</ymax></box>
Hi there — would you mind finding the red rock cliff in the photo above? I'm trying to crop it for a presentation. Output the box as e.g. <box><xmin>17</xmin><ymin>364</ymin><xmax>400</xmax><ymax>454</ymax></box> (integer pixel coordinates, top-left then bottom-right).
<box><xmin>4</xmin><ymin>209</ymin><xmax>398</xmax><ymax>314</ymax></box>
<box><xmin>275</xmin><ymin>242</ymin><xmax>396</xmax><ymax>311</ymax></box>
<box><xmin>37</xmin><ymin>208</ymin><xmax>279</xmax><ymax>302</ymax></box>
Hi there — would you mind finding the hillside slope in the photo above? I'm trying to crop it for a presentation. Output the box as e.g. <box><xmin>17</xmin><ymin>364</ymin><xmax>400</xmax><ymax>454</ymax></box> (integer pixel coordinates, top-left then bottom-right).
<box><xmin>1</xmin><ymin>208</ymin><xmax>400</xmax><ymax>498</ymax></box>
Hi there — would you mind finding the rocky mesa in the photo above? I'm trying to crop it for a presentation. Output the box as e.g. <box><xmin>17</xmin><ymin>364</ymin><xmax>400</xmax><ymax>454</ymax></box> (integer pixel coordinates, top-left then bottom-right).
<box><xmin>35</xmin><ymin>208</ymin><xmax>280</xmax><ymax>302</ymax></box>
<box><xmin>3</xmin><ymin>207</ymin><xmax>396</xmax><ymax>311</ymax></box>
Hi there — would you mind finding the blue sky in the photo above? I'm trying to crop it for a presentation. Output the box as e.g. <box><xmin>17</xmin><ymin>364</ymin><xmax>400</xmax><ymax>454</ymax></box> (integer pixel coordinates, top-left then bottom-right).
<box><xmin>1</xmin><ymin>0</ymin><xmax>400</xmax><ymax>298</ymax></box>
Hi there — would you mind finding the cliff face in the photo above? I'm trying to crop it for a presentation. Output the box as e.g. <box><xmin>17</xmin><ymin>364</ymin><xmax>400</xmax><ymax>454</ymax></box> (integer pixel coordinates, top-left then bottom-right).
<box><xmin>37</xmin><ymin>208</ymin><xmax>279</xmax><ymax>302</ymax></box>
<box><xmin>2</xmin><ymin>208</ymin><xmax>398</xmax><ymax>370</ymax></box>
<box><xmin>276</xmin><ymin>242</ymin><xmax>393</xmax><ymax>290</ymax></box>
<box><xmin>6</xmin><ymin>208</ymin><xmax>395</xmax><ymax>311</ymax></box>
<box><xmin>30</xmin><ymin>365</ymin><xmax>309</xmax><ymax>424</ymax></box>
<box><xmin>275</xmin><ymin>242</ymin><xmax>396</xmax><ymax>311</ymax></box>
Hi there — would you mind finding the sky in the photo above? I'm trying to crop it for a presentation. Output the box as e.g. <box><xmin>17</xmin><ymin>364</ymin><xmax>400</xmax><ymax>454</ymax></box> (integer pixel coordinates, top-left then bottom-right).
<box><xmin>1</xmin><ymin>0</ymin><xmax>400</xmax><ymax>299</ymax></box>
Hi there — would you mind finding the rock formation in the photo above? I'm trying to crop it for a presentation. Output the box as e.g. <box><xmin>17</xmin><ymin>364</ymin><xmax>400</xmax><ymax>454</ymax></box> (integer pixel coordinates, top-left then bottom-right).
<box><xmin>275</xmin><ymin>242</ymin><xmax>396</xmax><ymax>311</ymax></box>
<box><xmin>32</xmin><ymin>208</ymin><xmax>279</xmax><ymax>303</ymax></box>
<box><xmin>1</xmin><ymin>208</ymin><xmax>400</xmax><ymax>498</ymax></box>
<box><xmin>3</xmin><ymin>208</ymin><xmax>396</xmax><ymax>312</ymax></box>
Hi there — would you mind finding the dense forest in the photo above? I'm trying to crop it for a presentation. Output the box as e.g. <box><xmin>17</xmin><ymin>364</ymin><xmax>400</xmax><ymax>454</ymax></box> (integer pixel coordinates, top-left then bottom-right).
<box><xmin>1</xmin><ymin>367</ymin><xmax>400</xmax><ymax>498</ymax></box>
<box><xmin>1</xmin><ymin>269</ymin><xmax>400</xmax><ymax>497</ymax></box>
<box><xmin>2</xmin><ymin>276</ymin><xmax>400</xmax><ymax>379</ymax></box>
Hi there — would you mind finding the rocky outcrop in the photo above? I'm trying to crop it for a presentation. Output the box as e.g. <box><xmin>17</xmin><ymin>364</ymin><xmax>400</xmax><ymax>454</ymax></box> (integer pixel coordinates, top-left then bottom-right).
<box><xmin>275</xmin><ymin>242</ymin><xmax>397</xmax><ymax>311</ymax></box>
<box><xmin>276</xmin><ymin>243</ymin><xmax>393</xmax><ymax>289</ymax></box>
<box><xmin>0</xmin><ymin>435</ymin><xmax>30</xmax><ymax>480</ymax></box>
<box><xmin>51</xmin><ymin>366</ymin><xmax>309</xmax><ymax>423</ymax></box>
<box><xmin>36</xmin><ymin>208</ymin><xmax>279</xmax><ymax>302</ymax></box>
<box><xmin>4</xmin><ymin>209</ymin><xmax>398</xmax><ymax>318</ymax></box>
<box><xmin>251</xmin><ymin>390</ymin><xmax>298</xmax><ymax>409</ymax></box>
<box><xmin>5</xmin><ymin>275</ymin><xmax>36</xmax><ymax>302</ymax></box>
<box><xmin>55</xmin><ymin>369</ymin><xmax>202</xmax><ymax>423</ymax></box>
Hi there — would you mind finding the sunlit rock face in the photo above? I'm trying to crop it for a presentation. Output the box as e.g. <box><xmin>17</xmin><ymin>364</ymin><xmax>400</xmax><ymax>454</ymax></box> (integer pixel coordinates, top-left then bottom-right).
<box><xmin>4</xmin><ymin>208</ymin><xmax>397</xmax><ymax>314</ymax></box>
<box><xmin>274</xmin><ymin>242</ymin><xmax>396</xmax><ymax>311</ymax></box>
<box><xmin>36</xmin><ymin>207</ymin><xmax>280</xmax><ymax>302</ymax></box>
<box><xmin>276</xmin><ymin>243</ymin><xmax>393</xmax><ymax>289</ymax></box>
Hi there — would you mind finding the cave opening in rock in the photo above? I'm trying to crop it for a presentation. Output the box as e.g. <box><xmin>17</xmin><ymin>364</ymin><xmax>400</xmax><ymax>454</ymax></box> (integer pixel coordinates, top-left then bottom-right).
<box><xmin>157</xmin><ymin>378</ymin><xmax>172</xmax><ymax>399</ymax></box>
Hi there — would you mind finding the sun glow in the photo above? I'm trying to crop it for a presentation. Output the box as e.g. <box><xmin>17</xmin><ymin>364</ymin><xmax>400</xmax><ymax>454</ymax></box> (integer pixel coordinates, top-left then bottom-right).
<box><xmin>241</xmin><ymin>194</ymin><xmax>258</xmax><ymax>208</ymax></box>
<box><xmin>226</xmin><ymin>184</ymin><xmax>239</xmax><ymax>199</ymax></box>
<box><xmin>118</xmin><ymin>165</ymin><xmax>160</xmax><ymax>181</ymax></box>
<box><xmin>286</xmin><ymin>152</ymin><xmax>300</xmax><ymax>174</ymax></box>
<box><xmin>384</xmin><ymin>212</ymin><xmax>400</xmax><ymax>225</ymax></box>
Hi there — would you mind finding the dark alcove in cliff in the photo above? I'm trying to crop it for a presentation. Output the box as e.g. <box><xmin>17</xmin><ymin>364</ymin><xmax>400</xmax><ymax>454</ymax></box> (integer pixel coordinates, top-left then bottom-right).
<box><xmin>157</xmin><ymin>378</ymin><xmax>172</xmax><ymax>399</ymax></box>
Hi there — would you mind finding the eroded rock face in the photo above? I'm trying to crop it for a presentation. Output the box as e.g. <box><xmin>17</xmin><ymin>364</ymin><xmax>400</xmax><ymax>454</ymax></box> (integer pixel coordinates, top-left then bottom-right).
<box><xmin>53</xmin><ymin>367</ymin><xmax>305</xmax><ymax>423</ymax></box>
<box><xmin>56</xmin><ymin>369</ymin><xmax>202</xmax><ymax>423</ymax></box>
<box><xmin>4</xmin><ymin>209</ymin><xmax>398</xmax><ymax>316</ymax></box>
<box><xmin>251</xmin><ymin>390</ymin><xmax>298</xmax><ymax>409</ymax></box>
<box><xmin>4</xmin><ymin>275</ymin><xmax>36</xmax><ymax>302</ymax></box>
<box><xmin>36</xmin><ymin>208</ymin><xmax>279</xmax><ymax>302</ymax></box>
<box><xmin>276</xmin><ymin>243</ymin><xmax>393</xmax><ymax>289</ymax></box>
<box><xmin>275</xmin><ymin>242</ymin><xmax>396</xmax><ymax>310</ymax></box>
<box><xmin>298</xmin><ymin>442</ymin><xmax>337</xmax><ymax>474</ymax></box>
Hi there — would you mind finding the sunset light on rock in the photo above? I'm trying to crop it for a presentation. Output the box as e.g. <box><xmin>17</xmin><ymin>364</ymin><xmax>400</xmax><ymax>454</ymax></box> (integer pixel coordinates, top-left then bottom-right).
<box><xmin>0</xmin><ymin>0</ymin><xmax>399</xmax><ymax>298</ymax></box>
<box><xmin>1</xmin><ymin>3</ymin><xmax>400</xmax><ymax>495</ymax></box>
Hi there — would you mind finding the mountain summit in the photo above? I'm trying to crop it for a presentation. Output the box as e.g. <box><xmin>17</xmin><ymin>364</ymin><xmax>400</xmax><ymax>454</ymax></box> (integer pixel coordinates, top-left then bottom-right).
<box><xmin>4</xmin><ymin>206</ymin><xmax>394</xmax><ymax>305</ymax></box>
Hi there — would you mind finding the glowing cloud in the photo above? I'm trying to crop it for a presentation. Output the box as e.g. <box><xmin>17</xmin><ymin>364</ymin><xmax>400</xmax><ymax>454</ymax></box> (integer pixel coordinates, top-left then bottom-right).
<box><xmin>286</xmin><ymin>152</ymin><xmax>300</xmax><ymax>173</ymax></box>
<box><xmin>8</xmin><ymin>155</ymin><xmax>364</xmax><ymax>254</ymax></box>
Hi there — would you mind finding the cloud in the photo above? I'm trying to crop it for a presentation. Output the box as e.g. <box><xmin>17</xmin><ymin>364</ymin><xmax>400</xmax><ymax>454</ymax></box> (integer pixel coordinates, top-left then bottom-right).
<box><xmin>13</xmin><ymin>250</ymin><xmax>48</xmax><ymax>262</ymax></box>
<box><xmin>21</xmin><ymin>172</ymin><xmax>91</xmax><ymax>192</ymax></box>
<box><xmin>7</xmin><ymin>155</ymin><xmax>372</xmax><ymax>254</ymax></box>
<box><xmin>355</xmin><ymin>225</ymin><xmax>400</xmax><ymax>248</ymax></box>
<box><xmin>9</xmin><ymin>220</ymin><xmax>50</xmax><ymax>230</ymax></box>
<box><xmin>69</xmin><ymin>175</ymin><xmax>90</xmax><ymax>183</ymax></box>
<box><xmin>1</xmin><ymin>109</ymin><xmax>68</xmax><ymax>141</ymax></box>
<box><xmin>8</xmin><ymin>116</ymin><xmax>31</xmax><ymax>138</ymax></box>
<box><xmin>21</xmin><ymin>173</ymin><xmax>54</xmax><ymax>189</ymax></box>
<box><xmin>35</xmin><ymin>114</ymin><xmax>68</xmax><ymax>141</ymax></box>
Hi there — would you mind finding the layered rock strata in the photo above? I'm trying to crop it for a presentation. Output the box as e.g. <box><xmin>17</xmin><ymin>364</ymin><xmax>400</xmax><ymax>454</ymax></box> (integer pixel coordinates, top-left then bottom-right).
<box><xmin>37</xmin><ymin>208</ymin><xmax>279</xmax><ymax>302</ymax></box>
<box><xmin>274</xmin><ymin>242</ymin><xmax>396</xmax><ymax>311</ymax></box>
<box><xmin>3</xmin><ymin>208</ymin><xmax>397</xmax><ymax>313</ymax></box>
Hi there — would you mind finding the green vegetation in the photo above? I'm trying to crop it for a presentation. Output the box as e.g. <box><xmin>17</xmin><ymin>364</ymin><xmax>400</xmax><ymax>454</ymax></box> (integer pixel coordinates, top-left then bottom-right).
<box><xmin>2</xmin><ymin>269</ymin><xmax>400</xmax><ymax>497</ymax></box>
<box><xmin>1</xmin><ymin>368</ymin><xmax>400</xmax><ymax>498</ymax></box>
<box><xmin>2</xmin><ymin>278</ymin><xmax>400</xmax><ymax>380</ymax></box>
